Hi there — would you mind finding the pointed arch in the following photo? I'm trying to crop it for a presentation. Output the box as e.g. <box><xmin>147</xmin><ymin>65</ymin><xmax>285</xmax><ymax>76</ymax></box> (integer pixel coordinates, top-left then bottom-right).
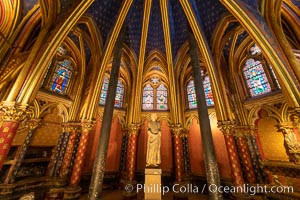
<box><xmin>220</xmin><ymin>0</ymin><xmax>300</xmax><ymax>107</ymax></box>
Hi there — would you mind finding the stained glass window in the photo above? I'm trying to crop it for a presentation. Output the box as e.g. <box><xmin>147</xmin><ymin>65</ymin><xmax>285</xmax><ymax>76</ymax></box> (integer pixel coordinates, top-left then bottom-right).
<box><xmin>156</xmin><ymin>84</ymin><xmax>168</xmax><ymax>110</ymax></box>
<box><xmin>57</xmin><ymin>46</ymin><xmax>67</xmax><ymax>56</ymax></box>
<box><xmin>49</xmin><ymin>59</ymin><xmax>73</xmax><ymax>95</ymax></box>
<box><xmin>151</xmin><ymin>76</ymin><xmax>160</xmax><ymax>85</ymax></box>
<box><xmin>203</xmin><ymin>76</ymin><xmax>214</xmax><ymax>106</ymax></box>
<box><xmin>187</xmin><ymin>80</ymin><xmax>197</xmax><ymax>109</ymax></box>
<box><xmin>250</xmin><ymin>44</ymin><xmax>261</xmax><ymax>55</ymax></box>
<box><xmin>99</xmin><ymin>76</ymin><xmax>109</xmax><ymax>105</ymax></box>
<box><xmin>187</xmin><ymin>78</ymin><xmax>214</xmax><ymax>109</ymax></box>
<box><xmin>142</xmin><ymin>84</ymin><xmax>154</xmax><ymax>110</ymax></box>
<box><xmin>99</xmin><ymin>77</ymin><xmax>124</xmax><ymax>108</ymax></box>
<box><xmin>115</xmin><ymin>81</ymin><xmax>124</xmax><ymax>108</ymax></box>
<box><xmin>243</xmin><ymin>58</ymin><xmax>271</xmax><ymax>96</ymax></box>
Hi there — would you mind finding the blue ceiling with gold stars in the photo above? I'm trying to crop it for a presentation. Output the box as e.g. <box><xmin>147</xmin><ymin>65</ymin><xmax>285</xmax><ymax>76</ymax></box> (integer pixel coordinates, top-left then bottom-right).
<box><xmin>146</xmin><ymin>0</ymin><xmax>165</xmax><ymax>56</ymax></box>
<box><xmin>193</xmin><ymin>0</ymin><xmax>226</xmax><ymax>42</ymax></box>
<box><xmin>169</xmin><ymin>0</ymin><xmax>188</xmax><ymax>58</ymax></box>
<box><xmin>21</xmin><ymin>0</ymin><xmax>299</xmax><ymax>63</ymax></box>
<box><xmin>86</xmin><ymin>0</ymin><xmax>229</xmax><ymax>59</ymax></box>
<box><xmin>87</xmin><ymin>0</ymin><xmax>122</xmax><ymax>46</ymax></box>
<box><xmin>124</xmin><ymin>0</ymin><xmax>143</xmax><ymax>57</ymax></box>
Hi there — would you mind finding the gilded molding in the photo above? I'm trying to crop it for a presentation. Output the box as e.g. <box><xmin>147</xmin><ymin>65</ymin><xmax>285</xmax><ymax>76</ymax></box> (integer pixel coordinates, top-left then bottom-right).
<box><xmin>220</xmin><ymin>0</ymin><xmax>300</xmax><ymax>107</ymax></box>
<box><xmin>130</xmin><ymin>0</ymin><xmax>152</xmax><ymax>124</ymax></box>
<box><xmin>11</xmin><ymin>0</ymin><xmax>94</xmax><ymax>104</ymax></box>
<box><xmin>160</xmin><ymin>0</ymin><xmax>180</xmax><ymax>124</ymax></box>
<box><xmin>88</xmin><ymin>0</ymin><xmax>133</xmax><ymax>120</ymax></box>
<box><xmin>0</xmin><ymin>101</ymin><xmax>27</xmax><ymax>122</ymax></box>
<box><xmin>179</xmin><ymin>0</ymin><xmax>229</xmax><ymax>121</ymax></box>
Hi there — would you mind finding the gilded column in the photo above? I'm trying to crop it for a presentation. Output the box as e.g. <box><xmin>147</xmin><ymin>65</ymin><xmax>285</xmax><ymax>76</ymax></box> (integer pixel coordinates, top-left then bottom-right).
<box><xmin>6</xmin><ymin>118</ymin><xmax>40</xmax><ymax>183</ymax></box>
<box><xmin>69</xmin><ymin>122</ymin><xmax>93</xmax><ymax>187</ymax></box>
<box><xmin>278</xmin><ymin>122</ymin><xmax>300</xmax><ymax>164</ymax></box>
<box><xmin>218</xmin><ymin>121</ymin><xmax>244</xmax><ymax>187</ymax></box>
<box><xmin>60</xmin><ymin>124</ymin><xmax>80</xmax><ymax>178</ymax></box>
<box><xmin>234</xmin><ymin>127</ymin><xmax>257</xmax><ymax>184</ymax></box>
<box><xmin>170</xmin><ymin>124</ymin><xmax>184</xmax><ymax>182</ymax></box>
<box><xmin>64</xmin><ymin>121</ymin><xmax>93</xmax><ymax>199</ymax></box>
<box><xmin>0</xmin><ymin>101</ymin><xmax>27</xmax><ymax>170</ymax></box>
<box><xmin>122</xmin><ymin>124</ymin><xmax>139</xmax><ymax>199</ymax></box>
<box><xmin>126</xmin><ymin>124</ymin><xmax>139</xmax><ymax>182</ymax></box>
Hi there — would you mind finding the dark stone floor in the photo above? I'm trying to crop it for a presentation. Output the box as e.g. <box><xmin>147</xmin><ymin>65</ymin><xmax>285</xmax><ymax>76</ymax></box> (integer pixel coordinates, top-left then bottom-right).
<box><xmin>79</xmin><ymin>190</ymin><xmax>211</xmax><ymax>200</ymax></box>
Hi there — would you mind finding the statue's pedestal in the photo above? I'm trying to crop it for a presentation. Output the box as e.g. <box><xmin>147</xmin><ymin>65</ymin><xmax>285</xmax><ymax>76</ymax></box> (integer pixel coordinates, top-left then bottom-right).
<box><xmin>144</xmin><ymin>168</ymin><xmax>162</xmax><ymax>200</ymax></box>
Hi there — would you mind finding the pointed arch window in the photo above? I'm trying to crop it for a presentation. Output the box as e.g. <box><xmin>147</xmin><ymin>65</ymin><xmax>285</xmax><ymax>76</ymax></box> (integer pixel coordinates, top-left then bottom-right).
<box><xmin>203</xmin><ymin>76</ymin><xmax>214</xmax><ymax>106</ymax></box>
<box><xmin>187</xmin><ymin>80</ymin><xmax>197</xmax><ymax>109</ymax></box>
<box><xmin>99</xmin><ymin>76</ymin><xmax>109</xmax><ymax>105</ymax></box>
<box><xmin>49</xmin><ymin>59</ymin><xmax>73</xmax><ymax>95</ymax></box>
<box><xmin>99</xmin><ymin>76</ymin><xmax>125</xmax><ymax>108</ymax></box>
<box><xmin>186</xmin><ymin>77</ymin><xmax>214</xmax><ymax>109</ymax></box>
<box><xmin>115</xmin><ymin>81</ymin><xmax>124</xmax><ymax>108</ymax></box>
<box><xmin>142</xmin><ymin>84</ymin><xmax>154</xmax><ymax>110</ymax></box>
<box><xmin>250</xmin><ymin>43</ymin><xmax>261</xmax><ymax>55</ymax></box>
<box><xmin>156</xmin><ymin>84</ymin><xmax>168</xmax><ymax>110</ymax></box>
<box><xmin>243</xmin><ymin>58</ymin><xmax>271</xmax><ymax>96</ymax></box>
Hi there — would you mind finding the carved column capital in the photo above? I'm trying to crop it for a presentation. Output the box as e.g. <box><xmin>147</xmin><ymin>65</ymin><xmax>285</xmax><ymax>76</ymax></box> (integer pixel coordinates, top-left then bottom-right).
<box><xmin>170</xmin><ymin>124</ymin><xmax>182</xmax><ymax>137</ymax></box>
<box><xmin>0</xmin><ymin>101</ymin><xmax>27</xmax><ymax>122</ymax></box>
<box><xmin>217</xmin><ymin>121</ymin><xmax>235</xmax><ymax>136</ymax></box>
<box><xmin>246</xmin><ymin>125</ymin><xmax>257</xmax><ymax>136</ymax></box>
<box><xmin>62</xmin><ymin>122</ymin><xmax>81</xmax><ymax>132</ymax></box>
<box><xmin>277</xmin><ymin>122</ymin><xmax>294</xmax><ymax>133</ymax></box>
<box><xmin>233</xmin><ymin>126</ymin><xmax>249</xmax><ymax>138</ymax></box>
<box><xmin>128</xmin><ymin>123</ymin><xmax>140</xmax><ymax>136</ymax></box>
<box><xmin>27</xmin><ymin>118</ymin><xmax>41</xmax><ymax>130</ymax></box>
<box><xmin>288</xmin><ymin>108</ymin><xmax>300</xmax><ymax>127</ymax></box>
<box><xmin>180</xmin><ymin>128</ymin><xmax>189</xmax><ymax>138</ymax></box>
<box><xmin>80</xmin><ymin>120</ymin><xmax>95</xmax><ymax>132</ymax></box>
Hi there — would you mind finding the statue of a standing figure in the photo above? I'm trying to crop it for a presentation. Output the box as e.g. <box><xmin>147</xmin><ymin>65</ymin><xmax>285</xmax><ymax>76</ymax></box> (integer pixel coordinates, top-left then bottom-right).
<box><xmin>146</xmin><ymin>113</ymin><xmax>161</xmax><ymax>167</ymax></box>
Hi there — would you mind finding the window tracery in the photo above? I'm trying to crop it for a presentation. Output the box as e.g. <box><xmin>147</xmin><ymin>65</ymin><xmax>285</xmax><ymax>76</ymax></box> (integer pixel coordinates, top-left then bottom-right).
<box><xmin>142</xmin><ymin>84</ymin><xmax>154</xmax><ymax>110</ymax></box>
<box><xmin>243</xmin><ymin>44</ymin><xmax>280</xmax><ymax>97</ymax></box>
<box><xmin>42</xmin><ymin>45</ymin><xmax>74</xmax><ymax>96</ymax></box>
<box><xmin>156</xmin><ymin>84</ymin><xmax>168</xmax><ymax>110</ymax></box>
<box><xmin>142</xmin><ymin>77</ymin><xmax>168</xmax><ymax>111</ymax></box>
